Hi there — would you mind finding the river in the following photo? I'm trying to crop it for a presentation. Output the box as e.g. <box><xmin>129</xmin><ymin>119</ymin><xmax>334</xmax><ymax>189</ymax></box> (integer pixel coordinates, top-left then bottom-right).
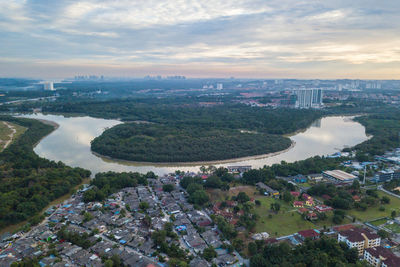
<box><xmin>22</xmin><ymin>114</ymin><xmax>369</xmax><ymax>176</ymax></box>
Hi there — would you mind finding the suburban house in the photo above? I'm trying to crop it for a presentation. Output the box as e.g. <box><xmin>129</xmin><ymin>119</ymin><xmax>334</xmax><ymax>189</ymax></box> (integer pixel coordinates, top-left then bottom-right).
<box><xmin>292</xmin><ymin>174</ymin><xmax>307</xmax><ymax>183</ymax></box>
<box><xmin>298</xmin><ymin>229</ymin><xmax>320</xmax><ymax>241</ymax></box>
<box><xmin>293</xmin><ymin>201</ymin><xmax>304</xmax><ymax>208</ymax></box>
<box><xmin>314</xmin><ymin>205</ymin><xmax>333</xmax><ymax>213</ymax></box>
<box><xmin>302</xmin><ymin>194</ymin><xmax>314</xmax><ymax>206</ymax></box>
<box><xmin>256</xmin><ymin>182</ymin><xmax>280</xmax><ymax>198</ymax></box>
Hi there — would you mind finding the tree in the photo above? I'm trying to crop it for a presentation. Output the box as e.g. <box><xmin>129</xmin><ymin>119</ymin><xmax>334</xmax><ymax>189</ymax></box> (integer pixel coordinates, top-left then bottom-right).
<box><xmin>255</xmin><ymin>200</ymin><xmax>261</xmax><ymax>206</ymax></box>
<box><xmin>248</xmin><ymin>242</ymin><xmax>258</xmax><ymax>256</ymax></box>
<box><xmin>188</xmin><ymin>190</ymin><xmax>209</xmax><ymax>206</ymax></box>
<box><xmin>139</xmin><ymin>201</ymin><xmax>149</xmax><ymax>211</ymax></box>
<box><xmin>204</xmin><ymin>176</ymin><xmax>222</xmax><ymax>188</ymax></box>
<box><xmin>250</xmin><ymin>254</ymin><xmax>267</xmax><ymax>267</ymax></box>
<box><xmin>236</xmin><ymin>192</ymin><xmax>250</xmax><ymax>203</ymax></box>
<box><xmin>332</xmin><ymin>215</ymin><xmax>343</xmax><ymax>224</ymax></box>
<box><xmin>203</xmin><ymin>246</ymin><xmax>217</xmax><ymax>262</ymax></box>
<box><xmin>186</xmin><ymin>183</ymin><xmax>203</xmax><ymax>195</ymax></box>
<box><xmin>270</xmin><ymin>202</ymin><xmax>280</xmax><ymax>213</ymax></box>
<box><xmin>381</xmin><ymin>196</ymin><xmax>390</xmax><ymax>204</ymax></box>
<box><xmin>282</xmin><ymin>191</ymin><xmax>293</xmax><ymax>202</ymax></box>
<box><xmin>162</xmin><ymin>184</ymin><xmax>174</xmax><ymax>192</ymax></box>
<box><xmin>83</xmin><ymin>212</ymin><xmax>94</xmax><ymax>222</ymax></box>
<box><xmin>233</xmin><ymin>238</ymin><xmax>244</xmax><ymax>251</ymax></box>
<box><xmin>392</xmin><ymin>210</ymin><xmax>397</xmax><ymax>219</ymax></box>
<box><xmin>377</xmin><ymin>229</ymin><xmax>389</xmax><ymax>239</ymax></box>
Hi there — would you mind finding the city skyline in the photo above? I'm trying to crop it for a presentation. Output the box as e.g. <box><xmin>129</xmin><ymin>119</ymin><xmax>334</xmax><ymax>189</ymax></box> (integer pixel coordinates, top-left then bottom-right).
<box><xmin>1</xmin><ymin>0</ymin><xmax>400</xmax><ymax>79</ymax></box>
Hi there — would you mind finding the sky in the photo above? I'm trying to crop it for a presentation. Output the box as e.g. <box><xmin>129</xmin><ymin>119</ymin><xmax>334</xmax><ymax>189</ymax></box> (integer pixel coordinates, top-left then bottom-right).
<box><xmin>0</xmin><ymin>0</ymin><xmax>399</xmax><ymax>79</ymax></box>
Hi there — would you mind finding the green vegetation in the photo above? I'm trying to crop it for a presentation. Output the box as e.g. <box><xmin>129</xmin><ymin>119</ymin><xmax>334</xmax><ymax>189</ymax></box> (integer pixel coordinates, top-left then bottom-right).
<box><xmin>353</xmin><ymin>111</ymin><xmax>400</xmax><ymax>157</ymax></box>
<box><xmin>81</xmin><ymin>100</ymin><xmax>323</xmax><ymax>162</ymax></box>
<box><xmin>180</xmin><ymin>176</ymin><xmax>210</xmax><ymax>206</ymax></box>
<box><xmin>83</xmin><ymin>171</ymin><xmax>151</xmax><ymax>202</ymax></box>
<box><xmin>92</xmin><ymin>123</ymin><xmax>291</xmax><ymax>162</ymax></box>
<box><xmin>151</xmin><ymin>223</ymin><xmax>188</xmax><ymax>263</ymax></box>
<box><xmin>249</xmin><ymin>237</ymin><xmax>362</xmax><ymax>267</ymax></box>
<box><xmin>347</xmin><ymin>191</ymin><xmax>400</xmax><ymax>222</ymax></box>
<box><xmin>57</xmin><ymin>226</ymin><xmax>96</xmax><ymax>249</ymax></box>
<box><xmin>0</xmin><ymin>116</ymin><xmax>90</xmax><ymax>229</ymax></box>
<box><xmin>253</xmin><ymin>197</ymin><xmax>318</xmax><ymax>236</ymax></box>
<box><xmin>384</xmin><ymin>223</ymin><xmax>400</xmax><ymax>233</ymax></box>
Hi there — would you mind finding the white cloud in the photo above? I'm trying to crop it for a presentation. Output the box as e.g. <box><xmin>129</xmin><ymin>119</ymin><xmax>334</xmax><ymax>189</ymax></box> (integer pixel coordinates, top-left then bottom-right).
<box><xmin>0</xmin><ymin>0</ymin><xmax>400</xmax><ymax>78</ymax></box>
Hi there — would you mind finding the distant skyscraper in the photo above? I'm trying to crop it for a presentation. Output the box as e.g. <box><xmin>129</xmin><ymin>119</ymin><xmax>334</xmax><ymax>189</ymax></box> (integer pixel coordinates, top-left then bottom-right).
<box><xmin>295</xmin><ymin>88</ymin><xmax>323</xmax><ymax>108</ymax></box>
<box><xmin>216</xmin><ymin>83</ymin><xmax>223</xmax><ymax>90</ymax></box>
<box><xmin>43</xmin><ymin>82</ymin><xmax>54</xmax><ymax>91</ymax></box>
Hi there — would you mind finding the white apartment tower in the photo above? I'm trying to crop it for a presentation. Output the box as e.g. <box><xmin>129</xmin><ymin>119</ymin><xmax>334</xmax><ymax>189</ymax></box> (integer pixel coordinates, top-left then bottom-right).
<box><xmin>295</xmin><ymin>88</ymin><xmax>323</xmax><ymax>108</ymax></box>
<box><xmin>43</xmin><ymin>82</ymin><xmax>54</xmax><ymax>91</ymax></box>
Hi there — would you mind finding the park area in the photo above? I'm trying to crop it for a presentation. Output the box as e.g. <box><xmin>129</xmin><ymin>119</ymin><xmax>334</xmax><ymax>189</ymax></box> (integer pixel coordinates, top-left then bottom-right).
<box><xmin>347</xmin><ymin>191</ymin><xmax>400</xmax><ymax>222</ymax></box>
<box><xmin>208</xmin><ymin>185</ymin><xmax>351</xmax><ymax>237</ymax></box>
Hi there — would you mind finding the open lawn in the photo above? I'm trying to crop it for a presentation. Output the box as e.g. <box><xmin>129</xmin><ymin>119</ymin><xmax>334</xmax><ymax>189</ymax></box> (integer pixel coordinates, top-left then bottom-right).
<box><xmin>209</xmin><ymin>185</ymin><xmax>352</xmax><ymax>237</ymax></box>
<box><xmin>347</xmin><ymin>191</ymin><xmax>400</xmax><ymax>222</ymax></box>
<box><xmin>253</xmin><ymin>197</ymin><xmax>314</xmax><ymax>236</ymax></box>
<box><xmin>369</xmin><ymin>218</ymin><xmax>388</xmax><ymax>227</ymax></box>
<box><xmin>384</xmin><ymin>223</ymin><xmax>400</xmax><ymax>234</ymax></box>
<box><xmin>207</xmin><ymin>185</ymin><xmax>258</xmax><ymax>202</ymax></box>
<box><xmin>253</xmin><ymin>196</ymin><xmax>350</xmax><ymax>236</ymax></box>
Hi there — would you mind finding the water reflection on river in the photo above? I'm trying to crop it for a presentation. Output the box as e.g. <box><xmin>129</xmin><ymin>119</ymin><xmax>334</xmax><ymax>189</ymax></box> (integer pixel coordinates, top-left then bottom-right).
<box><xmin>22</xmin><ymin>114</ymin><xmax>369</xmax><ymax>176</ymax></box>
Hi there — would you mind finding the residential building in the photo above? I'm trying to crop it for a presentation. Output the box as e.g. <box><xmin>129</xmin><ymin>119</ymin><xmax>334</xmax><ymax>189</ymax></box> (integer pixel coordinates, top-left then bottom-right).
<box><xmin>256</xmin><ymin>182</ymin><xmax>279</xmax><ymax>198</ymax></box>
<box><xmin>293</xmin><ymin>201</ymin><xmax>304</xmax><ymax>208</ymax></box>
<box><xmin>294</xmin><ymin>88</ymin><xmax>323</xmax><ymax>108</ymax></box>
<box><xmin>292</xmin><ymin>174</ymin><xmax>307</xmax><ymax>183</ymax></box>
<box><xmin>298</xmin><ymin>229</ymin><xmax>320</xmax><ymax>241</ymax></box>
<box><xmin>364</xmin><ymin>246</ymin><xmax>400</xmax><ymax>267</ymax></box>
<box><xmin>373</xmin><ymin>170</ymin><xmax>400</xmax><ymax>183</ymax></box>
<box><xmin>338</xmin><ymin>228</ymin><xmax>381</xmax><ymax>255</ymax></box>
<box><xmin>227</xmin><ymin>165</ymin><xmax>251</xmax><ymax>173</ymax></box>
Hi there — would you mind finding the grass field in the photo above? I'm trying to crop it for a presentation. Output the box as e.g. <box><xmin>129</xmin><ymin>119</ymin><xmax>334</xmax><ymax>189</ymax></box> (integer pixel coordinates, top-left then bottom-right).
<box><xmin>207</xmin><ymin>185</ymin><xmax>258</xmax><ymax>202</ymax></box>
<box><xmin>209</xmin><ymin>185</ymin><xmax>354</xmax><ymax>237</ymax></box>
<box><xmin>208</xmin><ymin>185</ymin><xmax>399</xmax><ymax>237</ymax></box>
<box><xmin>253</xmin><ymin>196</ymin><xmax>351</xmax><ymax>236</ymax></box>
<box><xmin>348</xmin><ymin>191</ymin><xmax>400</xmax><ymax>222</ymax></box>
<box><xmin>0</xmin><ymin>121</ymin><xmax>12</xmax><ymax>142</ymax></box>
<box><xmin>0</xmin><ymin>121</ymin><xmax>26</xmax><ymax>151</ymax></box>
<box><xmin>384</xmin><ymin>223</ymin><xmax>400</xmax><ymax>234</ymax></box>
<box><xmin>369</xmin><ymin>218</ymin><xmax>388</xmax><ymax>227</ymax></box>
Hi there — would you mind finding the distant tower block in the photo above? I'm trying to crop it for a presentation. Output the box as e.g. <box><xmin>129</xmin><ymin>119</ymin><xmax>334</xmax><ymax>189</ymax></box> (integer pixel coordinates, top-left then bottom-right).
<box><xmin>43</xmin><ymin>82</ymin><xmax>54</xmax><ymax>91</ymax></box>
<box><xmin>216</xmin><ymin>83</ymin><xmax>223</xmax><ymax>90</ymax></box>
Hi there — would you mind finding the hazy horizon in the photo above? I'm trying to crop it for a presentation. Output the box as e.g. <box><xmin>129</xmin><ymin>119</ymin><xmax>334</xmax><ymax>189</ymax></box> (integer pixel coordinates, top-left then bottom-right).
<box><xmin>1</xmin><ymin>1</ymin><xmax>399</xmax><ymax>79</ymax></box>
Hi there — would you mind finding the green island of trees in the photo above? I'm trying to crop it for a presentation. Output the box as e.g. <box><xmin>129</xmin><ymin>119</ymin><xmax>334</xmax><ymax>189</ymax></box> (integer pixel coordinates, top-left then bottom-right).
<box><xmin>91</xmin><ymin>123</ymin><xmax>292</xmax><ymax>162</ymax></box>
<box><xmin>0</xmin><ymin>116</ymin><xmax>90</xmax><ymax>229</ymax></box>
<box><xmin>89</xmin><ymin>103</ymin><xmax>322</xmax><ymax>162</ymax></box>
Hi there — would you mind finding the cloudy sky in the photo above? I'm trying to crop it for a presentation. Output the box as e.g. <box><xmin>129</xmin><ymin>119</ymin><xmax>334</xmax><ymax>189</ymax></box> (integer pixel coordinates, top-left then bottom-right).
<box><xmin>0</xmin><ymin>0</ymin><xmax>399</xmax><ymax>79</ymax></box>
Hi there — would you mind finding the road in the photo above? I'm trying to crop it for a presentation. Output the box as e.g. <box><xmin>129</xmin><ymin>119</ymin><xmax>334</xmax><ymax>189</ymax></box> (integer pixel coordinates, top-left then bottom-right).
<box><xmin>378</xmin><ymin>185</ymin><xmax>400</xmax><ymax>199</ymax></box>
<box><xmin>1</xmin><ymin>121</ymin><xmax>16</xmax><ymax>150</ymax></box>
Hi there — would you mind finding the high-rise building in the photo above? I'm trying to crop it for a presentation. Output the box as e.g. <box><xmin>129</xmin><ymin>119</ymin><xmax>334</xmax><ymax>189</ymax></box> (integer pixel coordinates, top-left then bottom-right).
<box><xmin>294</xmin><ymin>88</ymin><xmax>323</xmax><ymax>108</ymax></box>
<box><xmin>43</xmin><ymin>82</ymin><xmax>54</xmax><ymax>91</ymax></box>
<box><xmin>216</xmin><ymin>83</ymin><xmax>223</xmax><ymax>90</ymax></box>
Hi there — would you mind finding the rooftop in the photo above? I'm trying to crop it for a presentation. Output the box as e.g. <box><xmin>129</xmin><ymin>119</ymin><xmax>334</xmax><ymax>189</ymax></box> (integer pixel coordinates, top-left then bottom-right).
<box><xmin>323</xmin><ymin>170</ymin><xmax>357</xmax><ymax>181</ymax></box>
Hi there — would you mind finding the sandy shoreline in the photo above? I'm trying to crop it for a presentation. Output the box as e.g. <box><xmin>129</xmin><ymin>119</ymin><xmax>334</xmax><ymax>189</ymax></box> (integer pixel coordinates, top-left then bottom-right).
<box><xmin>33</xmin><ymin>118</ymin><xmax>60</xmax><ymax>147</ymax></box>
